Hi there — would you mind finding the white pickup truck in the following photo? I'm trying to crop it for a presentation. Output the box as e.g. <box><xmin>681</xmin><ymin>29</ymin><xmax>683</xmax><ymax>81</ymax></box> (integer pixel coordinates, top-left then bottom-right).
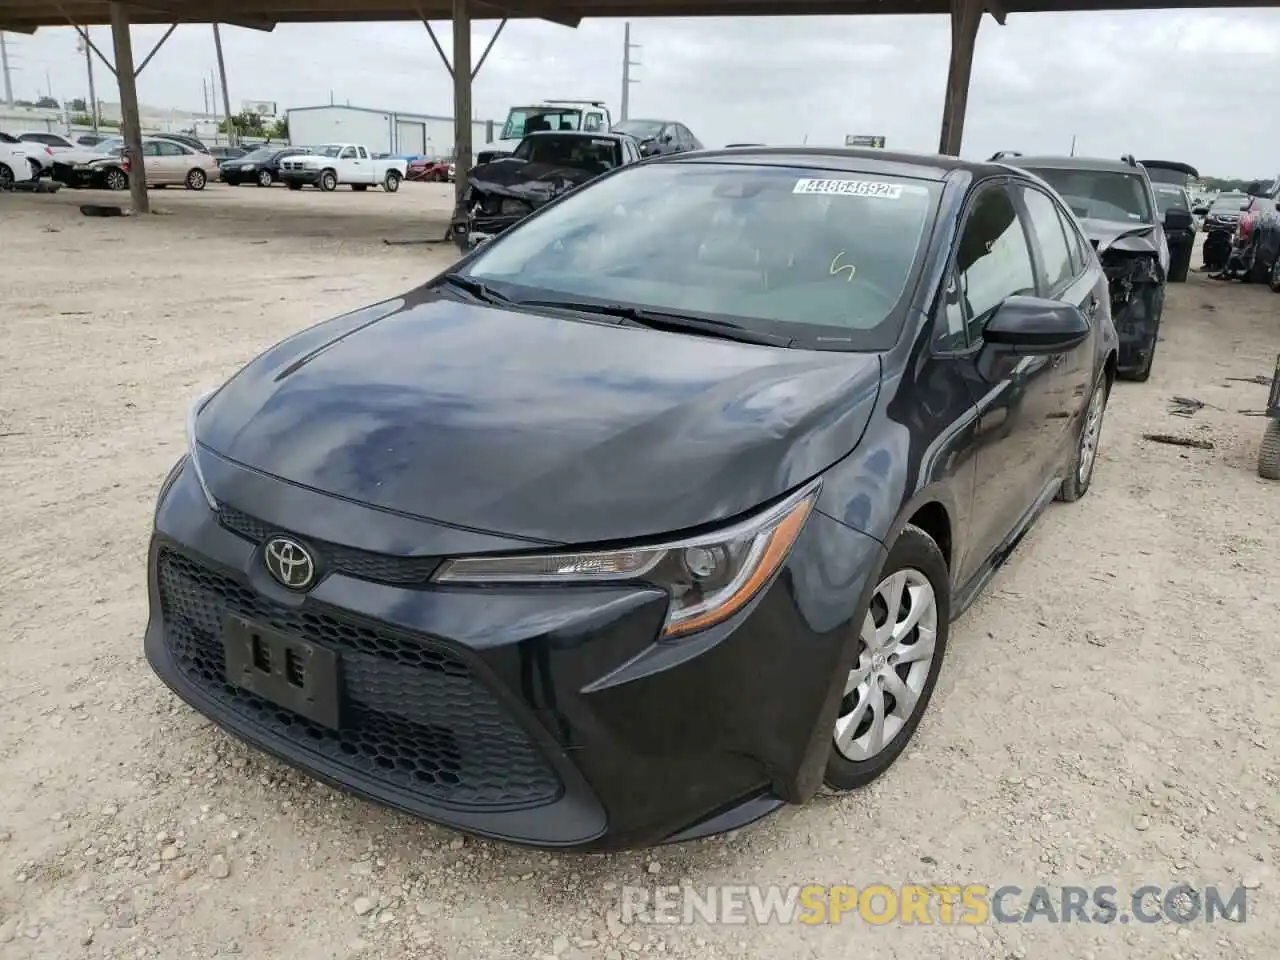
<box><xmin>476</xmin><ymin>100</ymin><xmax>613</xmax><ymax>165</ymax></box>
<box><xmin>279</xmin><ymin>143</ymin><xmax>407</xmax><ymax>193</ymax></box>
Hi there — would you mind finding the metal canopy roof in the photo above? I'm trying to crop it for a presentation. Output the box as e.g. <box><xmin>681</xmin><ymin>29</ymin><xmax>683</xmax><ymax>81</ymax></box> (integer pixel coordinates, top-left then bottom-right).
<box><xmin>3</xmin><ymin>0</ymin><xmax>1274</xmax><ymax>32</ymax></box>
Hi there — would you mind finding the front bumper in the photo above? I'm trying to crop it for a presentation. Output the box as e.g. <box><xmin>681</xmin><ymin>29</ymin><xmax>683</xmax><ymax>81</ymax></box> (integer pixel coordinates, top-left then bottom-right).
<box><xmin>50</xmin><ymin>163</ymin><xmax>101</xmax><ymax>188</ymax></box>
<box><xmin>146</xmin><ymin>457</ymin><xmax>884</xmax><ymax>850</ymax></box>
<box><xmin>448</xmin><ymin>212</ymin><xmax>522</xmax><ymax>250</ymax></box>
<box><xmin>280</xmin><ymin>169</ymin><xmax>321</xmax><ymax>185</ymax></box>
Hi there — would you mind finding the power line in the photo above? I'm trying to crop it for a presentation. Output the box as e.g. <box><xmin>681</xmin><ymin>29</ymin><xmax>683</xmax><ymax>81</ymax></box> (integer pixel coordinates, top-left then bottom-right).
<box><xmin>620</xmin><ymin>22</ymin><xmax>640</xmax><ymax>122</ymax></box>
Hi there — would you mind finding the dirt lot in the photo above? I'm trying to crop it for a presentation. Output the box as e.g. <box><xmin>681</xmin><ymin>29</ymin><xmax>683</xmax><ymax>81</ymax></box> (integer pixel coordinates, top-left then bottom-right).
<box><xmin>1</xmin><ymin>184</ymin><xmax>1277</xmax><ymax>960</ymax></box>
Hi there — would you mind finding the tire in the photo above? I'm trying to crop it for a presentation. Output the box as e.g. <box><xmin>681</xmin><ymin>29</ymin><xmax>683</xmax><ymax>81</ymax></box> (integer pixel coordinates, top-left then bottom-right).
<box><xmin>185</xmin><ymin>168</ymin><xmax>207</xmax><ymax>191</ymax></box>
<box><xmin>383</xmin><ymin>170</ymin><xmax>401</xmax><ymax>193</ymax></box>
<box><xmin>257</xmin><ymin>169</ymin><xmax>273</xmax><ymax>188</ymax></box>
<box><xmin>103</xmin><ymin>166</ymin><xmax>128</xmax><ymax>191</ymax></box>
<box><xmin>352</xmin><ymin>184</ymin><xmax>368</xmax><ymax>192</ymax></box>
<box><xmin>1270</xmin><ymin>255</ymin><xmax>1280</xmax><ymax>293</ymax></box>
<box><xmin>824</xmin><ymin>524</ymin><xmax>950</xmax><ymax>792</ymax></box>
<box><xmin>0</xmin><ymin>162</ymin><xmax>13</xmax><ymax>187</ymax></box>
<box><xmin>1167</xmin><ymin>241</ymin><xmax>1192</xmax><ymax>283</ymax></box>
<box><xmin>1259</xmin><ymin>419</ymin><xmax>1280</xmax><ymax>481</ymax></box>
<box><xmin>1057</xmin><ymin>373</ymin><xmax>1109</xmax><ymax>502</ymax></box>
<box><xmin>1248</xmin><ymin>244</ymin><xmax>1270</xmax><ymax>284</ymax></box>
<box><xmin>286</xmin><ymin>181</ymin><xmax>302</xmax><ymax>191</ymax></box>
<box><xmin>319</xmin><ymin>170</ymin><xmax>338</xmax><ymax>192</ymax></box>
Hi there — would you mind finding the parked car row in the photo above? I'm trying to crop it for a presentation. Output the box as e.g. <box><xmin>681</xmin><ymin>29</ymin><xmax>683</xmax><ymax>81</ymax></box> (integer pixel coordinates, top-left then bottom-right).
<box><xmin>1194</xmin><ymin>177</ymin><xmax>1280</xmax><ymax>289</ymax></box>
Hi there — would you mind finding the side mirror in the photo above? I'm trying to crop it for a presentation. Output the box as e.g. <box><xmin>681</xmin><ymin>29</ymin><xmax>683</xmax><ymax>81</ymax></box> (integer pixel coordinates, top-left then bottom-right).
<box><xmin>661</xmin><ymin>133</ymin><xmax>673</xmax><ymax>144</ymax></box>
<box><xmin>983</xmin><ymin>296</ymin><xmax>1091</xmax><ymax>355</ymax></box>
<box><xmin>1164</xmin><ymin>208</ymin><xmax>1193</xmax><ymax>232</ymax></box>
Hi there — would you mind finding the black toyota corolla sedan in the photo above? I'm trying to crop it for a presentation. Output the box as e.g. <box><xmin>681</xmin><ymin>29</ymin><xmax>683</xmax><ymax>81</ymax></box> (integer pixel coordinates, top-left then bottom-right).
<box><xmin>146</xmin><ymin>147</ymin><xmax>1118</xmax><ymax>850</ymax></box>
<box><xmin>220</xmin><ymin>146</ymin><xmax>311</xmax><ymax>187</ymax></box>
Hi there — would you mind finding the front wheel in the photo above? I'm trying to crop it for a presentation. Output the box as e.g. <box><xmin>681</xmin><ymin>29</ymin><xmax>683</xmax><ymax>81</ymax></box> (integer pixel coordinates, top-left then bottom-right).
<box><xmin>383</xmin><ymin>170</ymin><xmax>401</xmax><ymax>192</ymax></box>
<box><xmin>1058</xmin><ymin>374</ymin><xmax>1109</xmax><ymax>501</ymax></box>
<box><xmin>185</xmin><ymin>168</ymin><xmax>207</xmax><ymax>191</ymax></box>
<box><xmin>319</xmin><ymin>170</ymin><xmax>338</xmax><ymax>192</ymax></box>
<box><xmin>1259</xmin><ymin>419</ymin><xmax>1280</xmax><ymax>480</ymax></box>
<box><xmin>103</xmin><ymin>166</ymin><xmax>128</xmax><ymax>191</ymax></box>
<box><xmin>824</xmin><ymin>525</ymin><xmax>949</xmax><ymax>792</ymax></box>
<box><xmin>257</xmin><ymin>169</ymin><xmax>273</xmax><ymax>187</ymax></box>
<box><xmin>0</xmin><ymin>163</ymin><xmax>14</xmax><ymax>187</ymax></box>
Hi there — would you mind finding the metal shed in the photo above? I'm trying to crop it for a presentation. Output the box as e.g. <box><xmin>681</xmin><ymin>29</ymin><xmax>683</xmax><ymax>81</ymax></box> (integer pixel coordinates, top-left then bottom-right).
<box><xmin>286</xmin><ymin>104</ymin><xmax>496</xmax><ymax>157</ymax></box>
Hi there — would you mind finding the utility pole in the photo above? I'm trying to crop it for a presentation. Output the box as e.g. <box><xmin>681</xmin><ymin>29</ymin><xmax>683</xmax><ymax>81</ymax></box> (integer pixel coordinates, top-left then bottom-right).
<box><xmin>1070</xmin><ymin>134</ymin><xmax>1077</xmax><ymax>157</ymax></box>
<box><xmin>212</xmin><ymin>24</ymin><xmax>234</xmax><ymax>145</ymax></box>
<box><xmin>620</xmin><ymin>22</ymin><xmax>640</xmax><ymax>122</ymax></box>
<box><xmin>0</xmin><ymin>33</ymin><xmax>12</xmax><ymax>106</ymax></box>
<box><xmin>78</xmin><ymin>29</ymin><xmax>99</xmax><ymax>132</ymax></box>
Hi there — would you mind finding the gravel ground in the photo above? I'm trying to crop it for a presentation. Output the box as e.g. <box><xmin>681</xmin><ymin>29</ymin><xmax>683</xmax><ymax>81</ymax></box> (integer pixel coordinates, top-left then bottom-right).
<box><xmin>1</xmin><ymin>185</ymin><xmax>1277</xmax><ymax>960</ymax></box>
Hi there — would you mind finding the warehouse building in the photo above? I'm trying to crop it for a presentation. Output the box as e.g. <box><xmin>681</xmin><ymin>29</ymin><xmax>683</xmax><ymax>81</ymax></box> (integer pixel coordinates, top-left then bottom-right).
<box><xmin>286</xmin><ymin>104</ymin><xmax>497</xmax><ymax>157</ymax></box>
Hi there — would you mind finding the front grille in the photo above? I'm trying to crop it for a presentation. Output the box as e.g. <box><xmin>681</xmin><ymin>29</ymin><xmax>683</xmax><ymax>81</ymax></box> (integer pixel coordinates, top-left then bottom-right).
<box><xmin>157</xmin><ymin>548</ymin><xmax>562</xmax><ymax>809</ymax></box>
<box><xmin>218</xmin><ymin>505</ymin><xmax>440</xmax><ymax>585</ymax></box>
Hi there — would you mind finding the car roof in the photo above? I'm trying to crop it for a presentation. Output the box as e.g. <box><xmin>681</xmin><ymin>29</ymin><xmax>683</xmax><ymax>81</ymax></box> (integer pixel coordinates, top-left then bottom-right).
<box><xmin>524</xmin><ymin>130</ymin><xmax>628</xmax><ymax>143</ymax></box>
<box><xmin>1005</xmin><ymin>154</ymin><xmax>1147</xmax><ymax>175</ymax></box>
<box><xmin>656</xmin><ymin>146</ymin><xmax>1011</xmax><ymax>182</ymax></box>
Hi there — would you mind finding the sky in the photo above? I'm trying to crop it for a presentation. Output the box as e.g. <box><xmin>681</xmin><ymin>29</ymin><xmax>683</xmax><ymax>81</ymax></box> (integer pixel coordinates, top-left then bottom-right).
<box><xmin>6</xmin><ymin>9</ymin><xmax>1280</xmax><ymax>177</ymax></box>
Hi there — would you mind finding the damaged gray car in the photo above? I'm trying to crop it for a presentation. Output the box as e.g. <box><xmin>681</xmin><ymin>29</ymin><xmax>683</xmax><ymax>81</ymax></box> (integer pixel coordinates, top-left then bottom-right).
<box><xmin>449</xmin><ymin>131</ymin><xmax>642</xmax><ymax>252</ymax></box>
<box><xmin>993</xmin><ymin>153</ymin><xmax>1187</xmax><ymax>383</ymax></box>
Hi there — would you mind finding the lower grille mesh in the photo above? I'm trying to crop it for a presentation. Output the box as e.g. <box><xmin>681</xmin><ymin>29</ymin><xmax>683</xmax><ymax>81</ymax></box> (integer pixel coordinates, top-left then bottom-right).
<box><xmin>156</xmin><ymin>548</ymin><xmax>561</xmax><ymax>809</ymax></box>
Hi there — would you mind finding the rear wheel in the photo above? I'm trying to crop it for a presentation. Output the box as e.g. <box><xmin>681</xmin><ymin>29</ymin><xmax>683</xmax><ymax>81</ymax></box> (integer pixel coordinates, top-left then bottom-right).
<box><xmin>185</xmin><ymin>168</ymin><xmax>207</xmax><ymax>191</ymax></box>
<box><xmin>824</xmin><ymin>525</ymin><xmax>949</xmax><ymax>792</ymax></box>
<box><xmin>1259</xmin><ymin>420</ymin><xmax>1280</xmax><ymax>480</ymax></box>
<box><xmin>383</xmin><ymin>170</ymin><xmax>401</xmax><ymax>192</ymax></box>
<box><xmin>257</xmin><ymin>169</ymin><xmax>273</xmax><ymax>187</ymax></box>
<box><xmin>1058</xmin><ymin>374</ymin><xmax>1109</xmax><ymax>501</ymax></box>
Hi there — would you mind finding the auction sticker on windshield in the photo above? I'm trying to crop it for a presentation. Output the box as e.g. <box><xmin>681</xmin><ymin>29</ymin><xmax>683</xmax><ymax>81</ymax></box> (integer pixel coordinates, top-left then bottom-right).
<box><xmin>794</xmin><ymin>178</ymin><xmax>904</xmax><ymax>199</ymax></box>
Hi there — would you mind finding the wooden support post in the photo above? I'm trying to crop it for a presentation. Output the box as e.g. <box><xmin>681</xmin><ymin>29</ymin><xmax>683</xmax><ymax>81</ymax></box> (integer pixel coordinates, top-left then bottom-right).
<box><xmin>108</xmin><ymin>1</ymin><xmax>148</xmax><ymax>215</ymax></box>
<box><xmin>938</xmin><ymin>0</ymin><xmax>983</xmax><ymax>157</ymax></box>
<box><xmin>452</xmin><ymin>0</ymin><xmax>472</xmax><ymax>205</ymax></box>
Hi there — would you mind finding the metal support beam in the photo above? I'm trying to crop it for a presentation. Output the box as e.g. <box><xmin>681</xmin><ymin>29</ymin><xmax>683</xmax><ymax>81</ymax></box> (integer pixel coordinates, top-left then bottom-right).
<box><xmin>452</xmin><ymin>0</ymin><xmax>472</xmax><ymax>204</ymax></box>
<box><xmin>108</xmin><ymin>1</ymin><xmax>148</xmax><ymax>214</ymax></box>
<box><xmin>937</xmin><ymin>0</ymin><xmax>983</xmax><ymax>157</ymax></box>
<box><xmin>133</xmin><ymin>22</ymin><xmax>175</xmax><ymax>76</ymax></box>
<box><xmin>62</xmin><ymin>7</ymin><xmax>118</xmax><ymax>75</ymax></box>
<box><xmin>421</xmin><ymin>16</ymin><xmax>452</xmax><ymax>77</ymax></box>
<box><xmin>212</xmin><ymin>23</ymin><xmax>235</xmax><ymax>144</ymax></box>
<box><xmin>471</xmin><ymin>17</ymin><xmax>504</xmax><ymax>80</ymax></box>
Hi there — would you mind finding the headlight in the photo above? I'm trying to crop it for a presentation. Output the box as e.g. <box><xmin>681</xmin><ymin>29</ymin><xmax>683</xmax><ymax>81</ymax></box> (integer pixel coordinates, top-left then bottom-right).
<box><xmin>433</xmin><ymin>480</ymin><xmax>820</xmax><ymax>640</ymax></box>
<box><xmin>242</xmin><ymin>164</ymin><xmax>256</xmax><ymax>171</ymax></box>
<box><xmin>186</xmin><ymin>390</ymin><xmax>219</xmax><ymax>511</ymax></box>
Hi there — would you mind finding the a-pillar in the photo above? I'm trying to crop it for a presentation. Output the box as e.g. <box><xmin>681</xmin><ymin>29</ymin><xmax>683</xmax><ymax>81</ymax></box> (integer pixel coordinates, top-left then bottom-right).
<box><xmin>452</xmin><ymin>0</ymin><xmax>472</xmax><ymax>204</ymax></box>
<box><xmin>937</xmin><ymin>0</ymin><xmax>991</xmax><ymax>157</ymax></box>
<box><xmin>108</xmin><ymin>1</ymin><xmax>148</xmax><ymax>214</ymax></box>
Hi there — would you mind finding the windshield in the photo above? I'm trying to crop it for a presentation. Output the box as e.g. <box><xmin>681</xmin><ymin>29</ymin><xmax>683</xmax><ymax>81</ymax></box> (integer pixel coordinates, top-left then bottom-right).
<box><xmin>316</xmin><ymin>144</ymin><xmax>343</xmax><ymax>158</ymax></box>
<box><xmin>512</xmin><ymin>135</ymin><xmax>621</xmax><ymax>171</ymax></box>
<box><xmin>502</xmin><ymin>108</ymin><xmax>582</xmax><ymax>141</ymax></box>
<box><xmin>1022</xmin><ymin>167</ymin><xmax>1154</xmax><ymax>223</ymax></box>
<box><xmin>1153</xmin><ymin>185</ymin><xmax>1189</xmax><ymax>216</ymax></box>
<box><xmin>613</xmin><ymin>120</ymin><xmax>664</xmax><ymax>139</ymax></box>
<box><xmin>91</xmin><ymin>138</ymin><xmax>123</xmax><ymax>154</ymax></box>
<box><xmin>238</xmin><ymin>148</ymin><xmax>275</xmax><ymax>162</ymax></box>
<box><xmin>461</xmin><ymin>162</ymin><xmax>940</xmax><ymax>349</ymax></box>
<box><xmin>1210</xmin><ymin>194</ymin><xmax>1247</xmax><ymax>211</ymax></box>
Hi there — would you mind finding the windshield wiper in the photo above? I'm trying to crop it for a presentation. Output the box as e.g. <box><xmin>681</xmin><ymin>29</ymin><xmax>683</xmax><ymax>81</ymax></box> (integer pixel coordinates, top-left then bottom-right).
<box><xmin>438</xmin><ymin>274</ymin><xmax>511</xmax><ymax>305</ymax></box>
<box><xmin>515</xmin><ymin>298</ymin><xmax>794</xmax><ymax>347</ymax></box>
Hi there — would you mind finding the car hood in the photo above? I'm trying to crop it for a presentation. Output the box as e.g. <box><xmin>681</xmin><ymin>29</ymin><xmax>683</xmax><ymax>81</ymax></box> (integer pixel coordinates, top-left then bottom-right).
<box><xmin>1081</xmin><ymin>218</ymin><xmax>1158</xmax><ymax>255</ymax></box>
<box><xmin>467</xmin><ymin>158</ymin><xmax>600</xmax><ymax>207</ymax></box>
<box><xmin>197</xmin><ymin>292</ymin><xmax>882</xmax><ymax>545</ymax></box>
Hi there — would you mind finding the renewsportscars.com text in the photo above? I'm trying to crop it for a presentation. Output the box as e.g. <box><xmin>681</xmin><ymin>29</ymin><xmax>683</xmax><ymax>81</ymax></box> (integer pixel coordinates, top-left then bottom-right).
<box><xmin>620</xmin><ymin>884</ymin><xmax>1249</xmax><ymax>926</ymax></box>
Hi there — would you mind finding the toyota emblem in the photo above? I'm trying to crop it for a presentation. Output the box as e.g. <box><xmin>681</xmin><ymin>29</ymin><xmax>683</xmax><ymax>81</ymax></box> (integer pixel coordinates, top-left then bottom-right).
<box><xmin>263</xmin><ymin>536</ymin><xmax>316</xmax><ymax>589</ymax></box>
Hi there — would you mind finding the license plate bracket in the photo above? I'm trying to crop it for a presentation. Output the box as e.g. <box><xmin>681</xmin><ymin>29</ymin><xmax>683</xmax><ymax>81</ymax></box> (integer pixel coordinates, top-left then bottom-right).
<box><xmin>223</xmin><ymin>615</ymin><xmax>341</xmax><ymax>730</ymax></box>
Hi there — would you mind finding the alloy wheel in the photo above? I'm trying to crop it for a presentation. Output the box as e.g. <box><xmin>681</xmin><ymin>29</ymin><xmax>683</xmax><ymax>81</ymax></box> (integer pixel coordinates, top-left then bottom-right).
<box><xmin>106</xmin><ymin>168</ymin><xmax>127</xmax><ymax>191</ymax></box>
<box><xmin>258</xmin><ymin>169</ymin><xmax>272</xmax><ymax>187</ymax></box>
<box><xmin>834</xmin><ymin>569</ymin><xmax>938</xmax><ymax>762</ymax></box>
<box><xmin>1078</xmin><ymin>382</ymin><xmax>1106</xmax><ymax>485</ymax></box>
<box><xmin>0</xmin><ymin>163</ymin><xmax>13</xmax><ymax>186</ymax></box>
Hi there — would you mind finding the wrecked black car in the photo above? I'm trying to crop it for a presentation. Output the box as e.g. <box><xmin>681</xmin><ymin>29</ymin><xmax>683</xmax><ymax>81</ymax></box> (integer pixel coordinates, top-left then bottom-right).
<box><xmin>449</xmin><ymin>131</ymin><xmax>642</xmax><ymax>251</ymax></box>
<box><xmin>1008</xmin><ymin>154</ymin><xmax>1179</xmax><ymax>383</ymax></box>
<box><xmin>1140</xmin><ymin>160</ymin><xmax>1198</xmax><ymax>283</ymax></box>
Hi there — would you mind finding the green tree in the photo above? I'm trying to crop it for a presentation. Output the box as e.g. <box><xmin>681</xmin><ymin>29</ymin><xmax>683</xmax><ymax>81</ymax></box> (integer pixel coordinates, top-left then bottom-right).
<box><xmin>34</xmin><ymin>96</ymin><xmax>59</xmax><ymax>109</ymax></box>
<box><xmin>69</xmin><ymin>97</ymin><xmax>87</xmax><ymax>112</ymax></box>
<box><xmin>268</xmin><ymin>117</ymin><xmax>289</xmax><ymax>141</ymax></box>
<box><xmin>218</xmin><ymin>111</ymin><xmax>266</xmax><ymax>136</ymax></box>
